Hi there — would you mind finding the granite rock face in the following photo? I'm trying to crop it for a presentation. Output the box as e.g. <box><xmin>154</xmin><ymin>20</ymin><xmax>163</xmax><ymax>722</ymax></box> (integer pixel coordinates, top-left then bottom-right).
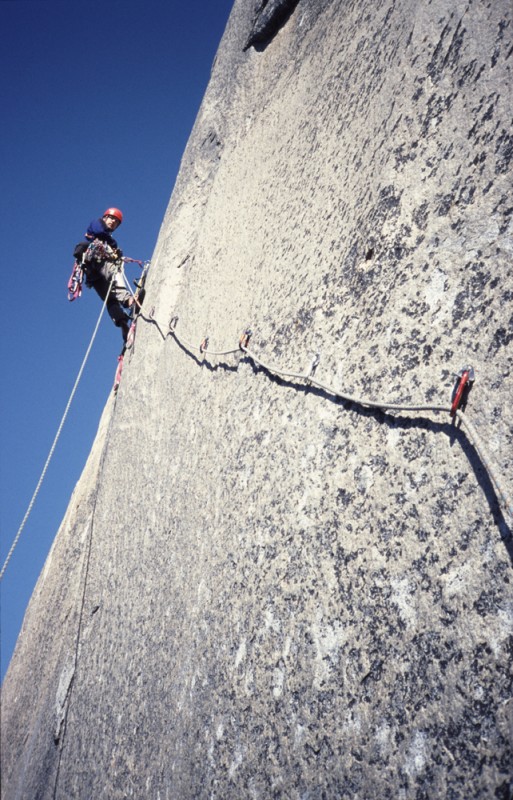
<box><xmin>2</xmin><ymin>0</ymin><xmax>513</xmax><ymax>798</ymax></box>
<box><xmin>244</xmin><ymin>0</ymin><xmax>301</xmax><ymax>50</ymax></box>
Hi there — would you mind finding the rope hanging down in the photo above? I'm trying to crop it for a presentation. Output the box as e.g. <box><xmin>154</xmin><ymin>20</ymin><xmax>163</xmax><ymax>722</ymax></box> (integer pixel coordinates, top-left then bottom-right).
<box><xmin>0</xmin><ymin>271</ymin><xmax>118</xmax><ymax>582</ymax></box>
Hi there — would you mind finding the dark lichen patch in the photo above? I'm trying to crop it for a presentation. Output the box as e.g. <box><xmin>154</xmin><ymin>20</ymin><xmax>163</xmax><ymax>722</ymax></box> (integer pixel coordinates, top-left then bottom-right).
<box><xmin>457</xmin><ymin>58</ymin><xmax>486</xmax><ymax>88</ymax></box>
<box><xmin>494</xmin><ymin>129</ymin><xmax>513</xmax><ymax>174</ymax></box>
<box><xmin>473</xmin><ymin>589</ymin><xmax>501</xmax><ymax>617</ymax></box>
<box><xmin>412</xmin><ymin>202</ymin><xmax>429</xmax><ymax>230</ymax></box>
<box><xmin>421</xmin><ymin>92</ymin><xmax>456</xmax><ymax>136</ymax></box>
<box><xmin>488</xmin><ymin>318</ymin><xmax>513</xmax><ymax>355</ymax></box>
<box><xmin>427</xmin><ymin>19</ymin><xmax>467</xmax><ymax>84</ymax></box>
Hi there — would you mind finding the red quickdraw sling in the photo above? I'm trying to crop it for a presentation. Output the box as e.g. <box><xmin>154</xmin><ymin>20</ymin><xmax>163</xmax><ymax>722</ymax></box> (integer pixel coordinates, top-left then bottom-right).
<box><xmin>450</xmin><ymin>366</ymin><xmax>475</xmax><ymax>417</ymax></box>
<box><xmin>113</xmin><ymin>354</ymin><xmax>124</xmax><ymax>392</ymax></box>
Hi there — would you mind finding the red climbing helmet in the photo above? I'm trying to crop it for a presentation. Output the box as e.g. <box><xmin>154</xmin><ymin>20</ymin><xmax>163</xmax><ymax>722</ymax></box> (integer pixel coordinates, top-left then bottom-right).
<box><xmin>103</xmin><ymin>207</ymin><xmax>123</xmax><ymax>224</ymax></box>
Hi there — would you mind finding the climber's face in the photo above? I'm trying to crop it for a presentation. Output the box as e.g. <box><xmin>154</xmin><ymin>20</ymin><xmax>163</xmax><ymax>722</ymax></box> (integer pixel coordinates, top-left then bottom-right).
<box><xmin>104</xmin><ymin>215</ymin><xmax>120</xmax><ymax>231</ymax></box>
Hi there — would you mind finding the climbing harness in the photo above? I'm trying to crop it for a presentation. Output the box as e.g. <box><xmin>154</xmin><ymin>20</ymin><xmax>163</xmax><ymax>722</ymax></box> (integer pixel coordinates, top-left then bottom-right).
<box><xmin>67</xmin><ymin>243</ymin><xmax>149</xmax><ymax>305</ymax></box>
<box><xmin>67</xmin><ymin>240</ymin><xmax>117</xmax><ymax>302</ymax></box>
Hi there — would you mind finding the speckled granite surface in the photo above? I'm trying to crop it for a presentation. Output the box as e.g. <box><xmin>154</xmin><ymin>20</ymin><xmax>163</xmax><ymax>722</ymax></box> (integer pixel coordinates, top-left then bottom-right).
<box><xmin>2</xmin><ymin>1</ymin><xmax>512</xmax><ymax>797</ymax></box>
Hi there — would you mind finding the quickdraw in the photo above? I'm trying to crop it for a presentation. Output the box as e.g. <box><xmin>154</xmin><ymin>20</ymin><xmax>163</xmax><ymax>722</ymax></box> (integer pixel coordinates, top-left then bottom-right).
<box><xmin>67</xmin><ymin>262</ymin><xmax>84</xmax><ymax>302</ymax></box>
<box><xmin>123</xmin><ymin>257</ymin><xmax>146</xmax><ymax>267</ymax></box>
<box><xmin>239</xmin><ymin>329</ymin><xmax>253</xmax><ymax>350</ymax></box>
<box><xmin>305</xmin><ymin>352</ymin><xmax>321</xmax><ymax>382</ymax></box>
<box><xmin>200</xmin><ymin>337</ymin><xmax>209</xmax><ymax>354</ymax></box>
<box><xmin>450</xmin><ymin>366</ymin><xmax>475</xmax><ymax>417</ymax></box>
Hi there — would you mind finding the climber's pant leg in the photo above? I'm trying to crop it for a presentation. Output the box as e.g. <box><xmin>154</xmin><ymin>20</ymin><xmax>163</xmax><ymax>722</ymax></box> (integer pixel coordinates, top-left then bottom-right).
<box><xmin>99</xmin><ymin>261</ymin><xmax>132</xmax><ymax>308</ymax></box>
<box><xmin>86</xmin><ymin>265</ymin><xmax>129</xmax><ymax>327</ymax></box>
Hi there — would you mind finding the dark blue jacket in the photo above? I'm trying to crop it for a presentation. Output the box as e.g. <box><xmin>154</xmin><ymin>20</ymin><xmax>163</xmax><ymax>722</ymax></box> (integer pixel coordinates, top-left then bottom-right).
<box><xmin>85</xmin><ymin>218</ymin><xmax>119</xmax><ymax>249</ymax></box>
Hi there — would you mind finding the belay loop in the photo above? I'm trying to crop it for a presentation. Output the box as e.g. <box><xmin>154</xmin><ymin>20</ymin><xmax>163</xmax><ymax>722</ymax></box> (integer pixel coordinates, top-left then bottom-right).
<box><xmin>67</xmin><ymin>262</ymin><xmax>84</xmax><ymax>302</ymax></box>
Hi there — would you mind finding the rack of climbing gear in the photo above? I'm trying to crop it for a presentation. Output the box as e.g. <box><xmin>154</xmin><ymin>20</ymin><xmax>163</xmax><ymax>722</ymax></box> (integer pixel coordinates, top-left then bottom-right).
<box><xmin>67</xmin><ymin>262</ymin><xmax>84</xmax><ymax>301</ymax></box>
<box><xmin>84</xmin><ymin>239</ymin><xmax>117</xmax><ymax>263</ymax></box>
<box><xmin>67</xmin><ymin>240</ymin><xmax>150</xmax><ymax>303</ymax></box>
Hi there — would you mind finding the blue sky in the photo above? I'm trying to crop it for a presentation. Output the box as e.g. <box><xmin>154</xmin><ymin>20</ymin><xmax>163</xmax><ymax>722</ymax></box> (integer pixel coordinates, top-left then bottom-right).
<box><xmin>0</xmin><ymin>0</ymin><xmax>234</xmax><ymax>681</ymax></box>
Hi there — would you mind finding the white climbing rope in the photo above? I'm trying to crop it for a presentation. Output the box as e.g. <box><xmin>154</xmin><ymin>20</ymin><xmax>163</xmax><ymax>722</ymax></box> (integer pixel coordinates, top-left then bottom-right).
<box><xmin>0</xmin><ymin>272</ymin><xmax>117</xmax><ymax>581</ymax></box>
<box><xmin>243</xmin><ymin>344</ymin><xmax>451</xmax><ymax>413</ymax></box>
<box><xmin>4</xmin><ymin>282</ymin><xmax>511</xmax><ymax>584</ymax></box>
<box><xmin>163</xmin><ymin>319</ymin><xmax>512</xmax><ymax>522</ymax></box>
<box><xmin>243</xmin><ymin>344</ymin><xmax>512</xmax><ymax>520</ymax></box>
<box><xmin>120</xmin><ymin>258</ymin><xmax>151</xmax><ymax>311</ymax></box>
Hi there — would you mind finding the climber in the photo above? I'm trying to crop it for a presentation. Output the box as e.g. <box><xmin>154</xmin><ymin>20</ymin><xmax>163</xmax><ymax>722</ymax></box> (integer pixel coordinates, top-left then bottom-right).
<box><xmin>74</xmin><ymin>208</ymin><xmax>134</xmax><ymax>342</ymax></box>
